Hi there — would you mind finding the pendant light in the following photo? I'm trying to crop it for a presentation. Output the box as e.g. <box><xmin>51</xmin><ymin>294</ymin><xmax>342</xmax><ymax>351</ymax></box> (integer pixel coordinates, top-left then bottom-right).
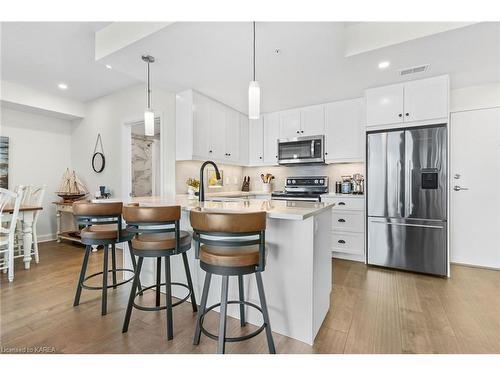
<box><xmin>142</xmin><ymin>54</ymin><xmax>155</xmax><ymax>136</ymax></box>
<box><xmin>248</xmin><ymin>21</ymin><xmax>260</xmax><ymax>120</ymax></box>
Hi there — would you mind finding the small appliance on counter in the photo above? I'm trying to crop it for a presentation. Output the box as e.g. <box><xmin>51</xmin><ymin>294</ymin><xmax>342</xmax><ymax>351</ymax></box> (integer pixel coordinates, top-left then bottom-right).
<box><xmin>341</xmin><ymin>176</ymin><xmax>352</xmax><ymax>194</ymax></box>
<box><xmin>352</xmin><ymin>174</ymin><xmax>365</xmax><ymax>195</ymax></box>
<box><xmin>241</xmin><ymin>176</ymin><xmax>250</xmax><ymax>192</ymax></box>
<box><xmin>271</xmin><ymin>176</ymin><xmax>328</xmax><ymax>202</ymax></box>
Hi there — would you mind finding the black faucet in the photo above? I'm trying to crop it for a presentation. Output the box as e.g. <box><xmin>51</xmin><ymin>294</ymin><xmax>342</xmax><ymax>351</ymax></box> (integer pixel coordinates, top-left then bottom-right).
<box><xmin>199</xmin><ymin>160</ymin><xmax>221</xmax><ymax>202</ymax></box>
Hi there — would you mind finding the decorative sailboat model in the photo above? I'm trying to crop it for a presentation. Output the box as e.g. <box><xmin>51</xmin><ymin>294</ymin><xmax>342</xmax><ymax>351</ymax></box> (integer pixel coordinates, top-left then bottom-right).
<box><xmin>56</xmin><ymin>169</ymin><xmax>88</xmax><ymax>202</ymax></box>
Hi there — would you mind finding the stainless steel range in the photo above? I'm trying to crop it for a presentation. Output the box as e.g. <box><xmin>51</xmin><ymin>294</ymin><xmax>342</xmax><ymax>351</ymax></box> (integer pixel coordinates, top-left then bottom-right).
<box><xmin>271</xmin><ymin>176</ymin><xmax>328</xmax><ymax>202</ymax></box>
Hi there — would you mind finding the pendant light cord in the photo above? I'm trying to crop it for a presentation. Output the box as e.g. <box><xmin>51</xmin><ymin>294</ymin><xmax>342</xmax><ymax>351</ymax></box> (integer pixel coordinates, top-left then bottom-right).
<box><xmin>253</xmin><ymin>21</ymin><xmax>256</xmax><ymax>81</ymax></box>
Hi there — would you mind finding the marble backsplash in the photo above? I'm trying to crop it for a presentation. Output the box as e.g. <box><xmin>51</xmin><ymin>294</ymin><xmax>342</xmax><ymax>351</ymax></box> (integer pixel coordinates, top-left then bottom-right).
<box><xmin>176</xmin><ymin>160</ymin><xmax>364</xmax><ymax>194</ymax></box>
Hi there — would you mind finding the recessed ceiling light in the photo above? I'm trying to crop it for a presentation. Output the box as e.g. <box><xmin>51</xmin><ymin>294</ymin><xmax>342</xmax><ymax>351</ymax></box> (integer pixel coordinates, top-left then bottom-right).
<box><xmin>378</xmin><ymin>61</ymin><xmax>390</xmax><ymax>69</ymax></box>
<box><xmin>105</xmin><ymin>64</ymin><xmax>112</xmax><ymax>69</ymax></box>
<box><xmin>57</xmin><ymin>83</ymin><xmax>68</xmax><ymax>90</ymax></box>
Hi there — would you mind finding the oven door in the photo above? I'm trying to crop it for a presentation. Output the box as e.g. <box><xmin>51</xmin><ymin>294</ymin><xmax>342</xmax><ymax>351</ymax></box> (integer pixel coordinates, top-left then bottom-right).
<box><xmin>278</xmin><ymin>135</ymin><xmax>324</xmax><ymax>164</ymax></box>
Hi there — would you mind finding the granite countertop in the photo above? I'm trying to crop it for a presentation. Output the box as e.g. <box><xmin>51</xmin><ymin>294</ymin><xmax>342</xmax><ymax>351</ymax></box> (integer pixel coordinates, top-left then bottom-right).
<box><xmin>177</xmin><ymin>190</ymin><xmax>271</xmax><ymax>198</ymax></box>
<box><xmin>129</xmin><ymin>195</ymin><xmax>333</xmax><ymax>220</ymax></box>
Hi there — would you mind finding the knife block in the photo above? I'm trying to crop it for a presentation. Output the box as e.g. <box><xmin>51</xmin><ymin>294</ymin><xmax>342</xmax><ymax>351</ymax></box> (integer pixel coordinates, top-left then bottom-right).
<box><xmin>241</xmin><ymin>178</ymin><xmax>250</xmax><ymax>192</ymax></box>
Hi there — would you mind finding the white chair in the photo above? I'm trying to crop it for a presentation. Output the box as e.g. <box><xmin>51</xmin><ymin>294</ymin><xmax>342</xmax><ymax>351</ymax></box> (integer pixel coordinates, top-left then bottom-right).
<box><xmin>1</xmin><ymin>186</ymin><xmax>25</xmax><ymax>282</ymax></box>
<box><xmin>14</xmin><ymin>185</ymin><xmax>46</xmax><ymax>263</ymax></box>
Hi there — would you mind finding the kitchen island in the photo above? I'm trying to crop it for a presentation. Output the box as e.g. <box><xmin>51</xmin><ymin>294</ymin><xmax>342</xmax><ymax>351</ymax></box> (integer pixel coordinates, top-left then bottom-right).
<box><xmin>123</xmin><ymin>196</ymin><xmax>333</xmax><ymax>345</ymax></box>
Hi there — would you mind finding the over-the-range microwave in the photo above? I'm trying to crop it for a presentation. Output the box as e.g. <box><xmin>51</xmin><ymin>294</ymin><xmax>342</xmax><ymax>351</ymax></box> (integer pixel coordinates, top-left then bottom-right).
<box><xmin>277</xmin><ymin>135</ymin><xmax>325</xmax><ymax>165</ymax></box>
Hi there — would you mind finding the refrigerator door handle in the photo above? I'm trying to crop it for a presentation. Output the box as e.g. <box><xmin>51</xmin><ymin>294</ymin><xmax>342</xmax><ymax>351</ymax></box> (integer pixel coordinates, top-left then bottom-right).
<box><xmin>405</xmin><ymin>159</ymin><xmax>413</xmax><ymax>217</ymax></box>
<box><xmin>396</xmin><ymin>160</ymin><xmax>402</xmax><ymax>217</ymax></box>
<box><xmin>380</xmin><ymin>221</ymin><xmax>445</xmax><ymax>229</ymax></box>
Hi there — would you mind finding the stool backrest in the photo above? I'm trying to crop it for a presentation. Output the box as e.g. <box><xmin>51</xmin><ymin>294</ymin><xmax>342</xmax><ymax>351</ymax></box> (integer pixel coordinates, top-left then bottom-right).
<box><xmin>123</xmin><ymin>204</ymin><xmax>182</xmax><ymax>252</ymax></box>
<box><xmin>73</xmin><ymin>201</ymin><xmax>124</xmax><ymax>240</ymax></box>
<box><xmin>189</xmin><ymin>208</ymin><xmax>267</xmax><ymax>270</ymax></box>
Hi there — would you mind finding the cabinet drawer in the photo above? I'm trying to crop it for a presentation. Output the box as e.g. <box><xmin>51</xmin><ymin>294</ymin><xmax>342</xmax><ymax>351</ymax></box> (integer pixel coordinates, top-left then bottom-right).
<box><xmin>327</xmin><ymin>197</ymin><xmax>364</xmax><ymax>211</ymax></box>
<box><xmin>332</xmin><ymin>211</ymin><xmax>364</xmax><ymax>232</ymax></box>
<box><xmin>331</xmin><ymin>232</ymin><xmax>364</xmax><ymax>255</ymax></box>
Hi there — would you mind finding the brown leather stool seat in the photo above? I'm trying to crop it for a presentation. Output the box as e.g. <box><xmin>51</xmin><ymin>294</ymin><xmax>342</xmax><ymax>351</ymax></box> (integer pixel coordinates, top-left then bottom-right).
<box><xmin>72</xmin><ymin>201</ymin><xmax>138</xmax><ymax>316</ymax></box>
<box><xmin>122</xmin><ymin>204</ymin><xmax>197</xmax><ymax>341</ymax></box>
<box><xmin>80</xmin><ymin>224</ymin><xmax>133</xmax><ymax>241</ymax></box>
<box><xmin>190</xmin><ymin>208</ymin><xmax>276</xmax><ymax>354</ymax></box>
<box><xmin>132</xmin><ymin>230</ymin><xmax>192</xmax><ymax>252</ymax></box>
<box><xmin>199</xmin><ymin>244</ymin><xmax>261</xmax><ymax>268</ymax></box>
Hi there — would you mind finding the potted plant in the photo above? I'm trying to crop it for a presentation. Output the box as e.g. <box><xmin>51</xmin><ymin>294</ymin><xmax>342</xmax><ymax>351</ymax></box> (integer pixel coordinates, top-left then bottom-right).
<box><xmin>186</xmin><ymin>178</ymin><xmax>200</xmax><ymax>198</ymax></box>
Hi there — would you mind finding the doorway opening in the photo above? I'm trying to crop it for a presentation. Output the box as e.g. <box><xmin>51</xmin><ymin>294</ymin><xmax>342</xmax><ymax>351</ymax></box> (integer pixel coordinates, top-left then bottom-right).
<box><xmin>130</xmin><ymin>119</ymin><xmax>161</xmax><ymax>197</ymax></box>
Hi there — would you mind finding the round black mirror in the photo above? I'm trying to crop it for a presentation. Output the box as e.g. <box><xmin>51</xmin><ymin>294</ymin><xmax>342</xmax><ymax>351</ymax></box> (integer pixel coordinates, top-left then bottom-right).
<box><xmin>92</xmin><ymin>152</ymin><xmax>105</xmax><ymax>173</ymax></box>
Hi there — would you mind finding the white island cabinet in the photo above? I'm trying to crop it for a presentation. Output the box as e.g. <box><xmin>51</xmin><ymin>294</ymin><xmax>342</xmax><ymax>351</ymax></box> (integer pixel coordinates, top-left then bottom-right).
<box><xmin>123</xmin><ymin>197</ymin><xmax>333</xmax><ymax>346</ymax></box>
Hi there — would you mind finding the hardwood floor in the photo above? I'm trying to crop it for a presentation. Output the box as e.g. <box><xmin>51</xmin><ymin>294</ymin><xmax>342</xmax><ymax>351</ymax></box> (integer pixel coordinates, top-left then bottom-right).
<box><xmin>1</xmin><ymin>241</ymin><xmax>499</xmax><ymax>354</ymax></box>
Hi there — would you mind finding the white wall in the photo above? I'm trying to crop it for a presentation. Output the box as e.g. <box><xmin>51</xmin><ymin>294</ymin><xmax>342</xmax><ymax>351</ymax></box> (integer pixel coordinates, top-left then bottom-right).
<box><xmin>450</xmin><ymin>82</ymin><xmax>500</xmax><ymax>112</ymax></box>
<box><xmin>0</xmin><ymin>107</ymin><xmax>73</xmax><ymax>240</ymax></box>
<box><xmin>71</xmin><ymin>84</ymin><xmax>176</xmax><ymax>200</ymax></box>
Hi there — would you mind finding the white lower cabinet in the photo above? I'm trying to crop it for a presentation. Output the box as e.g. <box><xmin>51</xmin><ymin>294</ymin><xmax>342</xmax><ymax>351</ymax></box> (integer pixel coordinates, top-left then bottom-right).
<box><xmin>322</xmin><ymin>195</ymin><xmax>365</xmax><ymax>262</ymax></box>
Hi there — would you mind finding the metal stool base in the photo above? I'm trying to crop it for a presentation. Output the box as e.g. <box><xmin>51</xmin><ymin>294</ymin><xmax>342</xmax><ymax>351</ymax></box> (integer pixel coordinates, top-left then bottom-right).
<box><xmin>132</xmin><ymin>282</ymin><xmax>192</xmax><ymax>311</ymax></box>
<box><xmin>81</xmin><ymin>268</ymin><xmax>135</xmax><ymax>290</ymax></box>
<box><xmin>199</xmin><ymin>300</ymin><xmax>266</xmax><ymax>343</ymax></box>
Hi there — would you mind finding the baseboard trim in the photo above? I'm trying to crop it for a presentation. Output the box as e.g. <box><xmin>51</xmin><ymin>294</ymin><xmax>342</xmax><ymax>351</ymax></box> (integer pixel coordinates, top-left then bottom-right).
<box><xmin>332</xmin><ymin>251</ymin><xmax>365</xmax><ymax>263</ymax></box>
<box><xmin>38</xmin><ymin>233</ymin><xmax>57</xmax><ymax>243</ymax></box>
<box><xmin>450</xmin><ymin>261</ymin><xmax>500</xmax><ymax>271</ymax></box>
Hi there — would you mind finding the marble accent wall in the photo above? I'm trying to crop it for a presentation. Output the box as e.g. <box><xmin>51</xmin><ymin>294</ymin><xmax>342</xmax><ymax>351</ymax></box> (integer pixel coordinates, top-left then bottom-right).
<box><xmin>131</xmin><ymin>135</ymin><xmax>153</xmax><ymax>197</ymax></box>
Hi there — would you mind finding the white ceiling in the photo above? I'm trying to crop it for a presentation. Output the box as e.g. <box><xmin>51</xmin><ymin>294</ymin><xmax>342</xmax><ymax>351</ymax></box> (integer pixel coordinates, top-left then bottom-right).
<box><xmin>1</xmin><ymin>22</ymin><xmax>139</xmax><ymax>102</ymax></box>
<box><xmin>2</xmin><ymin>22</ymin><xmax>500</xmax><ymax>113</ymax></box>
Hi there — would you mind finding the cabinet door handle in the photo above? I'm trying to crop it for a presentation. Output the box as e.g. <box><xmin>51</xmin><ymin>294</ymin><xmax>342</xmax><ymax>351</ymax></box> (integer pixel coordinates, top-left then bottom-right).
<box><xmin>296</xmin><ymin>130</ymin><xmax>300</xmax><ymax>134</ymax></box>
<box><xmin>398</xmin><ymin>113</ymin><xmax>403</xmax><ymax>118</ymax></box>
<box><xmin>338</xmin><ymin>202</ymin><xmax>345</xmax><ymax>206</ymax></box>
<box><xmin>338</xmin><ymin>218</ymin><xmax>346</xmax><ymax>223</ymax></box>
<box><xmin>259</xmin><ymin>156</ymin><xmax>262</xmax><ymax>159</ymax></box>
<box><xmin>301</xmin><ymin>130</ymin><xmax>304</xmax><ymax>133</ymax></box>
<box><xmin>338</xmin><ymin>239</ymin><xmax>346</xmax><ymax>244</ymax></box>
<box><xmin>209</xmin><ymin>150</ymin><xmax>213</xmax><ymax>153</ymax></box>
<box><xmin>325</xmin><ymin>152</ymin><xmax>328</xmax><ymax>155</ymax></box>
<box><xmin>405</xmin><ymin>113</ymin><xmax>409</xmax><ymax>117</ymax></box>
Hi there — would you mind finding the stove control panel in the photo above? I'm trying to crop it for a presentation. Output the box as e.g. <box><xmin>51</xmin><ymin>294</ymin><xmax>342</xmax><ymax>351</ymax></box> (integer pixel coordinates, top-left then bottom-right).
<box><xmin>285</xmin><ymin>176</ymin><xmax>328</xmax><ymax>187</ymax></box>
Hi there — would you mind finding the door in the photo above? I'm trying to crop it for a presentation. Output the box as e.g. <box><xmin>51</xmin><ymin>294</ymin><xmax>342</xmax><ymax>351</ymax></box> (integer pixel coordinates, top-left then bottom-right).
<box><xmin>325</xmin><ymin>98</ymin><xmax>364</xmax><ymax>161</ymax></box>
<box><xmin>450</xmin><ymin>108</ymin><xmax>500</xmax><ymax>268</ymax></box>
<box><xmin>224</xmin><ymin>108</ymin><xmax>240</xmax><ymax>161</ymax></box>
<box><xmin>405</xmin><ymin>126</ymin><xmax>447</xmax><ymax>220</ymax></box>
<box><xmin>279</xmin><ymin>109</ymin><xmax>301</xmax><ymax>138</ymax></box>
<box><xmin>263</xmin><ymin>112</ymin><xmax>280</xmax><ymax>165</ymax></box>
<box><xmin>367</xmin><ymin>131</ymin><xmax>405</xmax><ymax>218</ymax></box>
<box><xmin>365</xmin><ymin>83</ymin><xmax>404</xmax><ymax>127</ymax></box>
<box><xmin>249</xmin><ymin>118</ymin><xmax>264</xmax><ymax>165</ymax></box>
<box><xmin>368</xmin><ymin>217</ymin><xmax>447</xmax><ymax>276</ymax></box>
<box><xmin>301</xmin><ymin>105</ymin><xmax>325</xmax><ymax>136</ymax></box>
<box><xmin>192</xmin><ymin>93</ymin><xmax>210</xmax><ymax>158</ymax></box>
<box><xmin>403</xmin><ymin>75</ymin><xmax>448</xmax><ymax>123</ymax></box>
<box><xmin>209</xmin><ymin>101</ymin><xmax>226</xmax><ymax>160</ymax></box>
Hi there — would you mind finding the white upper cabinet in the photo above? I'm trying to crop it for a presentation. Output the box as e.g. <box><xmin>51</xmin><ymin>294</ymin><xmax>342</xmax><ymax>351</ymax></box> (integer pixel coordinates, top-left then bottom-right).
<box><xmin>248</xmin><ymin>118</ymin><xmax>264</xmax><ymax>165</ymax></box>
<box><xmin>176</xmin><ymin>89</ymin><xmax>248</xmax><ymax>165</ymax></box>
<box><xmin>279</xmin><ymin>109</ymin><xmax>301</xmax><ymax>138</ymax></box>
<box><xmin>224</xmin><ymin>109</ymin><xmax>240</xmax><ymax>161</ymax></box>
<box><xmin>263</xmin><ymin>112</ymin><xmax>280</xmax><ymax>165</ymax></box>
<box><xmin>325</xmin><ymin>98</ymin><xmax>364</xmax><ymax>162</ymax></box>
<box><xmin>238</xmin><ymin>114</ymin><xmax>249</xmax><ymax>165</ymax></box>
<box><xmin>403</xmin><ymin>75</ymin><xmax>449</xmax><ymax>123</ymax></box>
<box><xmin>192</xmin><ymin>92</ymin><xmax>211</xmax><ymax>158</ymax></box>
<box><xmin>365</xmin><ymin>83</ymin><xmax>404</xmax><ymax>127</ymax></box>
<box><xmin>365</xmin><ymin>75</ymin><xmax>449</xmax><ymax>128</ymax></box>
<box><xmin>301</xmin><ymin>105</ymin><xmax>325</xmax><ymax>136</ymax></box>
<box><xmin>208</xmin><ymin>101</ymin><xmax>226</xmax><ymax>160</ymax></box>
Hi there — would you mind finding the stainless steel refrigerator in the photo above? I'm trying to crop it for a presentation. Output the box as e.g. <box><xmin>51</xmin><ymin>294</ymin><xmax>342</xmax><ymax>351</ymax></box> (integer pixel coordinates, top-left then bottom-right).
<box><xmin>366</xmin><ymin>125</ymin><xmax>448</xmax><ymax>276</ymax></box>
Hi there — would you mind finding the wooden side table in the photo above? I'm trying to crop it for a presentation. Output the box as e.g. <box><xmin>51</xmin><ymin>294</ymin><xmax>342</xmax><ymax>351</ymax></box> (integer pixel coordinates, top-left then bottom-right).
<box><xmin>53</xmin><ymin>201</ymin><xmax>98</xmax><ymax>251</ymax></box>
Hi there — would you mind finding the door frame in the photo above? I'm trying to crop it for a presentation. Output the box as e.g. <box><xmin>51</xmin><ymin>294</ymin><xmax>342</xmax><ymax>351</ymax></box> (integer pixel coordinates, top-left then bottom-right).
<box><xmin>121</xmin><ymin>114</ymin><xmax>166</xmax><ymax>201</ymax></box>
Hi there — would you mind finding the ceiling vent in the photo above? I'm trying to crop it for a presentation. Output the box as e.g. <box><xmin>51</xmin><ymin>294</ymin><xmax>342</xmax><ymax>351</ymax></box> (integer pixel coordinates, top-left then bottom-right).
<box><xmin>399</xmin><ymin>64</ymin><xmax>430</xmax><ymax>77</ymax></box>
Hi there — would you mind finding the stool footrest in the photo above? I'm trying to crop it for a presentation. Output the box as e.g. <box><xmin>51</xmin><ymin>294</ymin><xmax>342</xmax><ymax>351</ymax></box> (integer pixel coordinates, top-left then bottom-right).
<box><xmin>200</xmin><ymin>300</ymin><xmax>266</xmax><ymax>343</ymax></box>
<box><xmin>81</xmin><ymin>268</ymin><xmax>135</xmax><ymax>290</ymax></box>
<box><xmin>132</xmin><ymin>282</ymin><xmax>192</xmax><ymax>311</ymax></box>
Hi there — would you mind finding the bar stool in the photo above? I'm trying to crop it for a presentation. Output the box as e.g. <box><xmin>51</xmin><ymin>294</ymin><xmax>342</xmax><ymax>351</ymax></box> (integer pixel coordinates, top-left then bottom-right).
<box><xmin>73</xmin><ymin>201</ymin><xmax>139</xmax><ymax>316</ymax></box>
<box><xmin>190</xmin><ymin>208</ymin><xmax>276</xmax><ymax>354</ymax></box>
<box><xmin>122</xmin><ymin>204</ymin><xmax>197</xmax><ymax>341</ymax></box>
